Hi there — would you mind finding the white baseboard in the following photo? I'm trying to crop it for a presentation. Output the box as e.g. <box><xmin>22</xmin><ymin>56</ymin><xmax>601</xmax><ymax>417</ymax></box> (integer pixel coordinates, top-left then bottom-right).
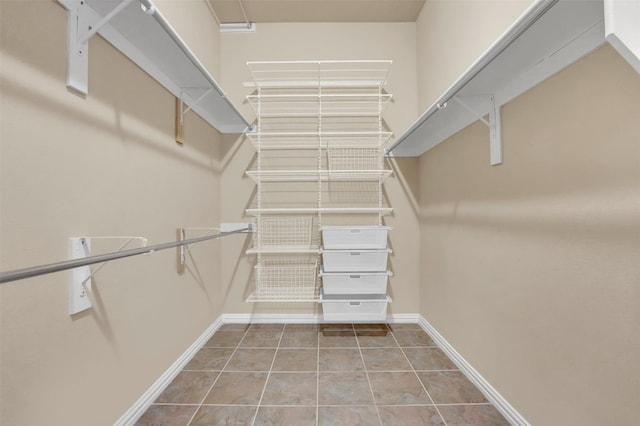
<box><xmin>114</xmin><ymin>316</ymin><xmax>224</xmax><ymax>426</ymax></box>
<box><xmin>417</xmin><ymin>315</ymin><xmax>530</xmax><ymax>426</ymax></box>
<box><xmin>221</xmin><ymin>313</ymin><xmax>421</xmax><ymax>324</ymax></box>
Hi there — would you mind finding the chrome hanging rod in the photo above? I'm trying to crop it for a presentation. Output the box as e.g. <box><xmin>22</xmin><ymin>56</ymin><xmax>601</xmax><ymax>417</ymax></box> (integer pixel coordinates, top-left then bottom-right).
<box><xmin>0</xmin><ymin>225</ymin><xmax>252</xmax><ymax>284</ymax></box>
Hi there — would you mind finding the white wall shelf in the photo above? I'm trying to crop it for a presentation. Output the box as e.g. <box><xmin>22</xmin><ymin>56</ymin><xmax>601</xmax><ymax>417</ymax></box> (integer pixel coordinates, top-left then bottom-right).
<box><xmin>60</xmin><ymin>0</ymin><xmax>251</xmax><ymax>133</ymax></box>
<box><xmin>386</xmin><ymin>0</ymin><xmax>610</xmax><ymax>161</ymax></box>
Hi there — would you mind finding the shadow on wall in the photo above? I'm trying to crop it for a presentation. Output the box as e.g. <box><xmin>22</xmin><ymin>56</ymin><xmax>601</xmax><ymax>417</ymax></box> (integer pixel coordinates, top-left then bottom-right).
<box><xmin>1</xmin><ymin>1</ymin><xmax>228</xmax><ymax>168</ymax></box>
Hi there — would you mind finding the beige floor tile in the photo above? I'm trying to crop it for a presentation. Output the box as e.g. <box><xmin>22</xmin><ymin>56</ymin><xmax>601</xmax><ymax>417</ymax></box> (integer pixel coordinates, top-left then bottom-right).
<box><xmin>249</xmin><ymin>323</ymin><xmax>285</xmax><ymax>331</ymax></box>
<box><xmin>261</xmin><ymin>372</ymin><xmax>317</xmax><ymax>405</ymax></box>
<box><xmin>218</xmin><ymin>324</ymin><xmax>250</xmax><ymax>332</ymax></box>
<box><xmin>368</xmin><ymin>372</ymin><xmax>432</xmax><ymax>405</ymax></box>
<box><xmin>361</xmin><ymin>348</ymin><xmax>412</xmax><ymax>371</ymax></box>
<box><xmin>319</xmin><ymin>332</ymin><xmax>358</xmax><ymax>348</ymax></box>
<box><xmin>204</xmin><ymin>331</ymin><xmax>246</xmax><ymax>348</ymax></box>
<box><xmin>190</xmin><ymin>405</ymin><xmax>257</xmax><ymax>426</ymax></box>
<box><xmin>224</xmin><ymin>348</ymin><xmax>276</xmax><ymax>371</ymax></box>
<box><xmin>318</xmin><ymin>406</ymin><xmax>379</xmax><ymax>426</ymax></box>
<box><xmin>203</xmin><ymin>372</ymin><xmax>268</xmax><ymax>405</ymax></box>
<box><xmin>239</xmin><ymin>331</ymin><xmax>282</xmax><ymax>348</ymax></box>
<box><xmin>387</xmin><ymin>323</ymin><xmax>422</xmax><ymax>331</ymax></box>
<box><xmin>184</xmin><ymin>348</ymin><xmax>234</xmax><ymax>371</ymax></box>
<box><xmin>393</xmin><ymin>329</ymin><xmax>436</xmax><ymax>347</ymax></box>
<box><xmin>318</xmin><ymin>372</ymin><xmax>374</xmax><ymax>405</ymax></box>
<box><xmin>135</xmin><ymin>405</ymin><xmax>197</xmax><ymax>426</ymax></box>
<box><xmin>378</xmin><ymin>405</ymin><xmax>445</xmax><ymax>426</ymax></box>
<box><xmin>154</xmin><ymin>371</ymin><xmax>219</xmax><ymax>404</ymax></box>
<box><xmin>280</xmin><ymin>331</ymin><xmax>319</xmax><ymax>348</ymax></box>
<box><xmin>284</xmin><ymin>323</ymin><xmax>319</xmax><ymax>331</ymax></box>
<box><xmin>254</xmin><ymin>406</ymin><xmax>316</xmax><ymax>426</ymax></box>
<box><xmin>418</xmin><ymin>371</ymin><xmax>488</xmax><ymax>404</ymax></box>
<box><xmin>437</xmin><ymin>404</ymin><xmax>510</xmax><ymax>426</ymax></box>
<box><xmin>357</xmin><ymin>333</ymin><xmax>398</xmax><ymax>348</ymax></box>
<box><xmin>272</xmin><ymin>349</ymin><xmax>318</xmax><ymax>372</ymax></box>
<box><xmin>404</xmin><ymin>347</ymin><xmax>457</xmax><ymax>371</ymax></box>
<box><xmin>319</xmin><ymin>348</ymin><xmax>364</xmax><ymax>371</ymax></box>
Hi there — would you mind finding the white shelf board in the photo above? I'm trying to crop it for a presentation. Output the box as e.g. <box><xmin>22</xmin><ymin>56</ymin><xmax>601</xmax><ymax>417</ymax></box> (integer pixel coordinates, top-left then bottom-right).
<box><xmin>245</xmin><ymin>170</ymin><xmax>393</xmax><ymax>182</ymax></box>
<box><xmin>387</xmin><ymin>0</ymin><xmax>606</xmax><ymax>157</ymax></box>
<box><xmin>62</xmin><ymin>0</ymin><xmax>251</xmax><ymax>133</ymax></box>
<box><xmin>245</xmin><ymin>207</ymin><xmax>393</xmax><ymax>216</ymax></box>
<box><xmin>604</xmin><ymin>0</ymin><xmax>640</xmax><ymax>74</ymax></box>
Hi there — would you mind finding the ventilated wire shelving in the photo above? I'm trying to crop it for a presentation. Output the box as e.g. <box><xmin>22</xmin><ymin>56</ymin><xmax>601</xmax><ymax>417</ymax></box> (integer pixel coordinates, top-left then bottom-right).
<box><xmin>245</xmin><ymin>60</ymin><xmax>393</xmax><ymax>302</ymax></box>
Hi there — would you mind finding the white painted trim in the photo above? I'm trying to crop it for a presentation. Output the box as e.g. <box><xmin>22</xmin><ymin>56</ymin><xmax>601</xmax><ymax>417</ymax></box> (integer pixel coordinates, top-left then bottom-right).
<box><xmin>417</xmin><ymin>315</ymin><xmax>530</xmax><ymax>426</ymax></box>
<box><xmin>220</xmin><ymin>313</ymin><xmax>421</xmax><ymax>324</ymax></box>
<box><xmin>114</xmin><ymin>317</ymin><xmax>223</xmax><ymax>426</ymax></box>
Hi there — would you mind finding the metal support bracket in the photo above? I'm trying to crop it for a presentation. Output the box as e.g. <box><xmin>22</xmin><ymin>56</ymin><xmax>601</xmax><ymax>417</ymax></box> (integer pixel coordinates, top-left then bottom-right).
<box><xmin>69</xmin><ymin>236</ymin><xmax>147</xmax><ymax>315</ymax></box>
<box><xmin>65</xmin><ymin>0</ymin><xmax>134</xmax><ymax>95</ymax></box>
<box><xmin>453</xmin><ymin>95</ymin><xmax>503</xmax><ymax>166</ymax></box>
<box><xmin>177</xmin><ymin>224</ymin><xmax>252</xmax><ymax>273</ymax></box>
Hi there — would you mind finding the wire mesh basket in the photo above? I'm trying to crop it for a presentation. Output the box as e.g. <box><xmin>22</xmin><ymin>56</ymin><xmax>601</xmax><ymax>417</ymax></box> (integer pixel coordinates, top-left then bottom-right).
<box><xmin>256</xmin><ymin>216</ymin><xmax>314</xmax><ymax>249</ymax></box>
<box><xmin>327</xmin><ymin>147</ymin><xmax>384</xmax><ymax>171</ymax></box>
<box><xmin>252</xmin><ymin>257</ymin><xmax>319</xmax><ymax>301</ymax></box>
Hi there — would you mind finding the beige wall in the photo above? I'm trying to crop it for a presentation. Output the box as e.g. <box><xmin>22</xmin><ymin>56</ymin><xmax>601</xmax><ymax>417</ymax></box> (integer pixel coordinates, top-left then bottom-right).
<box><xmin>0</xmin><ymin>1</ymin><xmax>233</xmax><ymax>424</ymax></box>
<box><xmin>416</xmin><ymin>0</ymin><xmax>532</xmax><ymax>110</ymax></box>
<box><xmin>218</xmin><ymin>23</ymin><xmax>421</xmax><ymax>315</ymax></box>
<box><xmin>419</xmin><ymin>45</ymin><xmax>640</xmax><ymax>425</ymax></box>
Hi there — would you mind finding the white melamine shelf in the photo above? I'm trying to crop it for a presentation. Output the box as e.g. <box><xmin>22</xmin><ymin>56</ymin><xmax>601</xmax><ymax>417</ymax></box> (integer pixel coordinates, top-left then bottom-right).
<box><xmin>245</xmin><ymin>207</ymin><xmax>393</xmax><ymax>216</ymax></box>
<box><xmin>245</xmin><ymin>170</ymin><xmax>392</xmax><ymax>182</ymax></box>
<box><xmin>61</xmin><ymin>0</ymin><xmax>250</xmax><ymax>133</ymax></box>
<box><xmin>387</xmin><ymin>0</ymin><xmax>607</xmax><ymax>158</ymax></box>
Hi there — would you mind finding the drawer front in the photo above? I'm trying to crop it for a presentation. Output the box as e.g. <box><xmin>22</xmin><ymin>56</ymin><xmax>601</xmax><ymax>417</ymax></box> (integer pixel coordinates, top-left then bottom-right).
<box><xmin>322</xmin><ymin>251</ymin><xmax>388</xmax><ymax>272</ymax></box>
<box><xmin>322</xmin><ymin>227</ymin><xmax>389</xmax><ymax>249</ymax></box>
<box><xmin>321</xmin><ymin>298</ymin><xmax>389</xmax><ymax>322</ymax></box>
<box><xmin>322</xmin><ymin>273</ymin><xmax>388</xmax><ymax>295</ymax></box>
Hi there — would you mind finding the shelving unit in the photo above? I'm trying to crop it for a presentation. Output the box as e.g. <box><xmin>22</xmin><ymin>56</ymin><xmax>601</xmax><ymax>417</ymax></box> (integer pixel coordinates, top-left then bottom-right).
<box><xmin>244</xmin><ymin>61</ymin><xmax>393</xmax><ymax>303</ymax></box>
<box><xmin>60</xmin><ymin>0</ymin><xmax>250</xmax><ymax>133</ymax></box>
<box><xmin>386</xmin><ymin>0</ymin><xmax>611</xmax><ymax>161</ymax></box>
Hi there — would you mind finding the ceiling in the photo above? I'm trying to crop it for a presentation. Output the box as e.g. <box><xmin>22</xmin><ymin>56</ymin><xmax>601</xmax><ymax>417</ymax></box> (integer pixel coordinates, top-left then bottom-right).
<box><xmin>207</xmin><ymin>0</ymin><xmax>427</xmax><ymax>23</ymax></box>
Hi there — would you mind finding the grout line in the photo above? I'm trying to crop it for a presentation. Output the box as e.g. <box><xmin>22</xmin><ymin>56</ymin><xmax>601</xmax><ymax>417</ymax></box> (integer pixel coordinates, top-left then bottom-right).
<box><xmin>250</xmin><ymin>324</ymin><xmax>286</xmax><ymax>426</ymax></box>
<box><xmin>354</xmin><ymin>324</ymin><xmax>384</xmax><ymax>426</ymax></box>
<box><xmin>186</xmin><ymin>326</ymin><xmax>252</xmax><ymax>426</ymax></box>
<box><xmin>389</xmin><ymin>328</ymin><xmax>449</xmax><ymax>426</ymax></box>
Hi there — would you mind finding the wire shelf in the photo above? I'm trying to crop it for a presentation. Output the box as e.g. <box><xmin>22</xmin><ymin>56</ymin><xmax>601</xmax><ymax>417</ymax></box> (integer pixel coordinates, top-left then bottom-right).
<box><xmin>246</xmin><ymin>60</ymin><xmax>392</xmax><ymax>88</ymax></box>
<box><xmin>248</xmin><ymin>257</ymin><xmax>319</xmax><ymax>302</ymax></box>
<box><xmin>247</xmin><ymin>131</ymin><xmax>393</xmax><ymax>150</ymax></box>
<box><xmin>254</xmin><ymin>216</ymin><xmax>314</xmax><ymax>249</ymax></box>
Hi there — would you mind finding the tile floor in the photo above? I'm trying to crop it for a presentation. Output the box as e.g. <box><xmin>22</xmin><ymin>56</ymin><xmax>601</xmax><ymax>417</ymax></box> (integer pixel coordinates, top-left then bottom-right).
<box><xmin>136</xmin><ymin>323</ymin><xmax>510</xmax><ymax>426</ymax></box>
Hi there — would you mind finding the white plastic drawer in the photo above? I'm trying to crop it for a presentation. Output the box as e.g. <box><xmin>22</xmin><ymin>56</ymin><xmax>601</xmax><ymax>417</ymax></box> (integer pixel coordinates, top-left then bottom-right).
<box><xmin>320</xmin><ymin>291</ymin><xmax>391</xmax><ymax>322</ymax></box>
<box><xmin>321</xmin><ymin>226</ymin><xmax>390</xmax><ymax>249</ymax></box>
<box><xmin>320</xmin><ymin>267</ymin><xmax>392</xmax><ymax>295</ymax></box>
<box><xmin>321</xmin><ymin>248</ymin><xmax>391</xmax><ymax>272</ymax></box>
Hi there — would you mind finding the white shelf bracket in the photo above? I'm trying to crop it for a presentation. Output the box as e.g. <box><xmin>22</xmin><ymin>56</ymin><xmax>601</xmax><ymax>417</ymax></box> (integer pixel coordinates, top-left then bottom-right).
<box><xmin>178</xmin><ymin>88</ymin><xmax>214</xmax><ymax>124</ymax></box>
<box><xmin>65</xmin><ymin>0</ymin><xmax>136</xmax><ymax>95</ymax></box>
<box><xmin>453</xmin><ymin>95</ymin><xmax>503</xmax><ymax>166</ymax></box>
<box><xmin>69</xmin><ymin>236</ymin><xmax>147</xmax><ymax>315</ymax></box>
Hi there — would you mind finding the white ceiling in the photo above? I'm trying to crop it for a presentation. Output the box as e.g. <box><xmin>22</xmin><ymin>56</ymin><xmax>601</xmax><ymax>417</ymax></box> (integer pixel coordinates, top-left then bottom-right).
<box><xmin>208</xmin><ymin>0</ymin><xmax>427</xmax><ymax>23</ymax></box>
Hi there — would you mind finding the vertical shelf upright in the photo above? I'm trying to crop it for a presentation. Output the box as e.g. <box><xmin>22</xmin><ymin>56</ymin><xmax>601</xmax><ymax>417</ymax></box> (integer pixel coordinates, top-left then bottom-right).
<box><xmin>244</xmin><ymin>61</ymin><xmax>393</xmax><ymax>303</ymax></box>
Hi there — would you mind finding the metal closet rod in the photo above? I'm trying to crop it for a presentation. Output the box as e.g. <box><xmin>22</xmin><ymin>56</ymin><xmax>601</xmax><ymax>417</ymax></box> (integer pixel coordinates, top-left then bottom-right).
<box><xmin>0</xmin><ymin>226</ymin><xmax>252</xmax><ymax>284</ymax></box>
